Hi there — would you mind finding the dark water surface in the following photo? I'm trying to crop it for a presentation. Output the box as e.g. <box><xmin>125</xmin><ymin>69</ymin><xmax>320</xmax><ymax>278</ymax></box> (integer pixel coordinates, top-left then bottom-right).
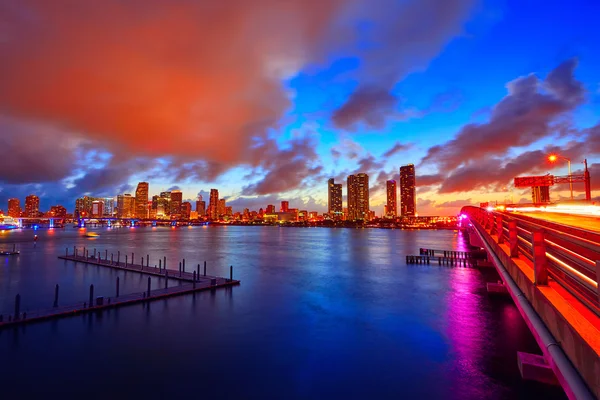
<box><xmin>0</xmin><ymin>226</ymin><xmax>565</xmax><ymax>399</ymax></box>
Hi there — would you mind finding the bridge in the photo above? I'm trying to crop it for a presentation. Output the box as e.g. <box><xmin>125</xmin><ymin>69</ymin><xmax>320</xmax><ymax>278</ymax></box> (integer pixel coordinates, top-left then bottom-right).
<box><xmin>11</xmin><ymin>217</ymin><xmax>209</xmax><ymax>229</ymax></box>
<box><xmin>461</xmin><ymin>205</ymin><xmax>599</xmax><ymax>399</ymax></box>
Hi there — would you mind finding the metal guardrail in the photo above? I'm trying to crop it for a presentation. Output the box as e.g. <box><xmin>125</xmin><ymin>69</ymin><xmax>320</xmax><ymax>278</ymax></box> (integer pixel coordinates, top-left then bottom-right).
<box><xmin>461</xmin><ymin>206</ymin><xmax>600</xmax><ymax>317</ymax></box>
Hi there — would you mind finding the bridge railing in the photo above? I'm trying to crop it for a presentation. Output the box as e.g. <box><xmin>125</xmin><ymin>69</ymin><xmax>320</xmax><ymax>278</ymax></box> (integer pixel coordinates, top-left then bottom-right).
<box><xmin>461</xmin><ymin>206</ymin><xmax>600</xmax><ymax>317</ymax></box>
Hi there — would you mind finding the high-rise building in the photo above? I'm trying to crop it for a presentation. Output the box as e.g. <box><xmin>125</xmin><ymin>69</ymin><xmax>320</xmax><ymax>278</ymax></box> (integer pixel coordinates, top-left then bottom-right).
<box><xmin>266</xmin><ymin>204</ymin><xmax>275</xmax><ymax>214</ymax></box>
<box><xmin>347</xmin><ymin>174</ymin><xmax>369</xmax><ymax>220</ymax></box>
<box><xmin>196</xmin><ymin>201</ymin><xmax>206</xmax><ymax>217</ymax></box>
<box><xmin>135</xmin><ymin>182</ymin><xmax>149</xmax><ymax>219</ymax></box>
<box><xmin>170</xmin><ymin>190</ymin><xmax>183</xmax><ymax>218</ymax></box>
<box><xmin>209</xmin><ymin>189</ymin><xmax>219</xmax><ymax>220</ymax></box>
<box><xmin>386</xmin><ymin>180</ymin><xmax>397</xmax><ymax>218</ymax></box>
<box><xmin>327</xmin><ymin>178</ymin><xmax>343</xmax><ymax>218</ymax></box>
<box><xmin>281</xmin><ymin>201</ymin><xmax>289</xmax><ymax>212</ymax></box>
<box><xmin>91</xmin><ymin>200</ymin><xmax>105</xmax><ymax>218</ymax></box>
<box><xmin>157</xmin><ymin>191</ymin><xmax>171</xmax><ymax>218</ymax></box>
<box><xmin>25</xmin><ymin>195</ymin><xmax>40</xmax><ymax>218</ymax></box>
<box><xmin>7</xmin><ymin>198</ymin><xmax>21</xmax><ymax>218</ymax></box>
<box><xmin>104</xmin><ymin>198</ymin><xmax>115</xmax><ymax>217</ymax></box>
<box><xmin>75</xmin><ymin>196</ymin><xmax>96</xmax><ymax>219</ymax></box>
<box><xmin>400</xmin><ymin>164</ymin><xmax>416</xmax><ymax>217</ymax></box>
<box><xmin>181</xmin><ymin>202</ymin><xmax>192</xmax><ymax>219</ymax></box>
<box><xmin>218</xmin><ymin>199</ymin><xmax>226</xmax><ymax>217</ymax></box>
<box><xmin>50</xmin><ymin>205</ymin><xmax>67</xmax><ymax>217</ymax></box>
<box><xmin>117</xmin><ymin>194</ymin><xmax>135</xmax><ymax>218</ymax></box>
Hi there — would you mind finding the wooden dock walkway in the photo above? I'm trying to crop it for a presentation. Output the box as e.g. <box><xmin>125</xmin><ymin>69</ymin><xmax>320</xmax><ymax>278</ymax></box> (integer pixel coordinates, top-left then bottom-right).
<box><xmin>0</xmin><ymin>247</ymin><xmax>240</xmax><ymax>329</ymax></box>
<box><xmin>58</xmin><ymin>247</ymin><xmax>226</xmax><ymax>283</ymax></box>
<box><xmin>405</xmin><ymin>254</ymin><xmax>481</xmax><ymax>267</ymax></box>
<box><xmin>0</xmin><ymin>279</ymin><xmax>238</xmax><ymax>329</ymax></box>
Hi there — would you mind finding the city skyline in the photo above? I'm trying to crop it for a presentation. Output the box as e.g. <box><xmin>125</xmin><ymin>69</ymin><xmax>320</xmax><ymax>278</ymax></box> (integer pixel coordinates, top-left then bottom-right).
<box><xmin>2</xmin><ymin>167</ymin><xmax>422</xmax><ymax>221</ymax></box>
<box><xmin>0</xmin><ymin>1</ymin><xmax>598</xmax><ymax>217</ymax></box>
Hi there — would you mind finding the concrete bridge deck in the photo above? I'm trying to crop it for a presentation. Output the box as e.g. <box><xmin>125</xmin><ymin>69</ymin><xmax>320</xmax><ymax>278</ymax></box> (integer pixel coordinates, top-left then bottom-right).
<box><xmin>463</xmin><ymin>206</ymin><xmax>599</xmax><ymax>400</ymax></box>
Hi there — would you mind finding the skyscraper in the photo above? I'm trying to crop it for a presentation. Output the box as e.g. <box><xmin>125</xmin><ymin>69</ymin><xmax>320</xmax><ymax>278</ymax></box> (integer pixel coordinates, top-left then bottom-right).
<box><xmin>347</xmin><ymin>175</ymin><xmax>357</xmax><ymax>220</ymax></box>
<box><xmin>117</xmin><ymin>194</ymin><xmax>135</xmax><ymax>218</ymax></box>
<box><xmin>135</xmin><ymin>182</ymin><xmax>149</xmax><ymax>219</ymax></box>
<box><xmin>327</xmin><ymin>178</ymin><xmax>343</xmax><ymax>218</ymax></box>
<box><xmin>170</xmin><ymin>190</ymin><xmax>183</xmax><ymax>218</ymax></box>
<box><xmin>209</xmin><ymin>189</ymin><xmax>219</xmax><ymax>220</ymax></box>
<box><xmin>25</xmin><ymin>195</ymin><xmax>40</xmax><ymax>217</ymax></box>
<box><xmin>266</xmin><ymin>204</ymin><xmax>275</xmax><ymax>214</ymax></box>
<box><xmin>197</xmin><ymin>201</ymin><xmax>206</xmax><ymax>217</ymax></box>
<box><xmin>281</xmin><ymin>201</ymin><xmax>289</xmax><ymax>212</ymax></box>
<box><xmin>104</xmin><ymin>198</ymin><xmax>115</xmax><ymax>217</ymax></box>
<box><xmin>91</xmin><ymin>200</ymin><xmax>105</xmax><ymax>218</ymax></box>
<box><xmin>159</xmin><ymin>191</ymin><xmax>171</xmax><ymax>218</ymax></box>
<box><xmin>347</xmin><ymin>174</ymin><xmax>369</xmax><ymax>220</ymax></box>
<box><xmin>218</xmin><ymin>198</ymin><xmax>226</xmax><ymax>217</ymax></box>
<box><xmin>181</xmin><ymin>202</ymin><xmax>192</xmax><ymax>219</ymax></box>
<box><xmin>386</xmin><ymin>180</ymin><xmax>397</xmax><ymax>218</ymax></box>
<box><xmin>195</xmin><ymin>195</ymin><xmax>205</xmax><ymax>217</ymax></box>
<box><xmin>7</xmin><ymin>198</ymin><xmax>21</xmax><ymax>218</ymax></box>
<box><xmin>346</xmin><ymin>173</ymin><xmax>369</xmax><ymax>221</ymax></box>
<box><xmin>400</xmin><ymin>164</ymin><xmax>416</xmax><ymax>217</ymax></box>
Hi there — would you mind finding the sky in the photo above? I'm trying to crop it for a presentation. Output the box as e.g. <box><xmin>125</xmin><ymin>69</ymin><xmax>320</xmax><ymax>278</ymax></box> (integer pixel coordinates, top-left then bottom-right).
<box><xmin>1</xmin><ymin>0</ymin><xmax>599</xmax><ymax>216</ymax></box>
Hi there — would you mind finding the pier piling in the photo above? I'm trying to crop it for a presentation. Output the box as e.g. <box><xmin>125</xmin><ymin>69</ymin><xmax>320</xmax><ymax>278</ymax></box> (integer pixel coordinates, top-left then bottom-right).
<box><xmin>164</xmin><ymin>256</ymin><xmax>166</xmax><ymax>269</ymax></box>
<box><xmin>230</xmin><ymin>266</ymin><xmax>233</xmax><ymax>281</ymax></box>
<box><xmin>14</xmin><ymin>294</ymin><xmax>21</xmax><ymax>320</ymax></box>
<box><xmin>204</xmin><ymin>261</ymin><xmax>207</xmax><ymax>276</ymax></box>
<box><xmin>53</xmin><ymin>284</ymin><xmax>59</xmax><ymax>307</ymax></box>
<box><xmin>147</xmin><ymin>277</ymin><xmax>151</xmax><ymax>297</ymax></box>
<box><xmin>89</xmin><ymin>285</ymin><xmax>94</xmax><ymax>308</ymax></box>
<box><xmin>146</xmin><ymin>255</ymin><xmax>149</xmax><ymax>268</ymax></box>
<box><xmin>118</xmin><ymin>251</ymin><xmax>120</xmax><ymax>265</ymax></box>
<box><xmin>116</xmin><ymin>277</ymin><xmax>120</xmax><ymax>297</ymax></box>
<box><xmin>179</xmin><ymin>262</ymin><xmax>182</xmax><ymax>277</ymax></box>
<box><xmin>197</xmin><ymin>264</ymin><xmax>200</xmax><ymax>278</ymax></box>
<box><xmin>193</xmin><ymin>271</ymin><xmax>196</xmax><ymax>288</ymax></box>
<box><xmin>125</xmin><ymin>255</ymin><xmax>128</xmax><ymax>267</ymax></box>
<box><xmin>183</xmin><ymin>259</ymin><xmax>186</xmax><ymax>274</ymax></box>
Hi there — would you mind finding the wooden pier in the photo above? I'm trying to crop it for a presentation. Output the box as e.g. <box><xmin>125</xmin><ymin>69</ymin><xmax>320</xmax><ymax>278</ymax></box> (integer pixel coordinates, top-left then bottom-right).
<box><xmin>58</xmin><ymin>246</ymin><xmax>227</xmax><ymax>283</ymax></box>
<box><xmin>405</xmin><ymin>254</ymin><xmax>480</xmax><ymax>268</ymax></box>
<box><xmin>0</xmin><ymin>247</ymin><xmax>240</xmax><ymax>329</ymax></box>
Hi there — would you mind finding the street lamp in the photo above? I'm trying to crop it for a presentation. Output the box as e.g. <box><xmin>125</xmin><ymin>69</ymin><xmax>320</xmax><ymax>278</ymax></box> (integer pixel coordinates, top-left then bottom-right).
<box><xmin>548</xmin><ymin>154</ymin><xmax>573</xmax><ymax>200</ymax></box>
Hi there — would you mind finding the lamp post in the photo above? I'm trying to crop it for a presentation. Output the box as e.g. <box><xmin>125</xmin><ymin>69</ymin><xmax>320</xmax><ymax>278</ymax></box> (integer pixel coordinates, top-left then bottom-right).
<box><xmin>548</xmin><ymin>154</ymin><xmax>573</xmax><ymax>200</ymax></box>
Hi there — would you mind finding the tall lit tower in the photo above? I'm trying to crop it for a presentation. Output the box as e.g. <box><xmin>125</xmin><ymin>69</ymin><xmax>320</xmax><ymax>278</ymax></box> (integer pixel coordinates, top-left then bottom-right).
<box><xmin>170</xmin><ymin>190</ymin><xmax>183</xmax><ymax>219</ymax></box>
<box><xmin>209</xmin><ymin>189</ymin><xmax>219</xmax><ymax>220</ymax></box>
<box><xmin>347</xmin><ymin>175</ymin><xmax>357</xmax><ymax>220</ymax></box>
<box><xmin>356</xmin><ymin>173</ymin><xmax>369</xmax><ymax>220</ymax></box>
<box><xmin>7</xmin><ymin>198</ymin><xmax>21</xmax><ymax>218</ymax></box>
<box><xmin>25</xmin><ymin>195</ymin><xmax>40</xmax><ymax>217</ymax></box>
<box><xmin>135</xmin><ymin>182</ymin><xmax>149</xmax><ymax>219</ymax></box>
<box><xmin>386</xmin><ymin>180</ymin><xmax>397</xmax><ymax>217</ymax></box>
<box><xmin>327</xmin><ymin>178</ymin><xmax>343</xmax><ymax>218</ymax></box>
<box><xmin>400</xmin><ymin>164</ymin><xmax>416</xmax><ymax>217</ymax></box>
<box><xmin>347</xmin><ymin>174</ymin><xmax>369</xmax><ymax>220</ymax></box>
<box><xmin>280</xmin><ymin>201</ymin><xmax>289</xmax><ymax>212</ymax></box>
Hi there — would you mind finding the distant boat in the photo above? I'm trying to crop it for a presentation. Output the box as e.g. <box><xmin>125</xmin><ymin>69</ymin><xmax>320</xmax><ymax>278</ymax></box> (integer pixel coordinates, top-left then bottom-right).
<box><xmin>0</xmin><ymin>216</ymin><xmax>19</xmax><ymax>230</ymax></box>
<box><xmin>84</xmin><ymin>232</ymin><xmax>99</xmax><ymax>238</ymax></box>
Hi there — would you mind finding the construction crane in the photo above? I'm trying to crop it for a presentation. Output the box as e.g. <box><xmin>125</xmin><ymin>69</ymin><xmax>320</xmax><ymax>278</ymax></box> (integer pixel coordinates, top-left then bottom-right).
<box><xmin>514</xmin><ymin>159</ymin><xmax>592</xmax><ymax>203</ymax></box>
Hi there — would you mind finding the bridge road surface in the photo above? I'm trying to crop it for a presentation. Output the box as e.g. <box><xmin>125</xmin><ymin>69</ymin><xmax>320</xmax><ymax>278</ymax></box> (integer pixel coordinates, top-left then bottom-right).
<box><xmin>507</xmin><ymin>211</ymin><xmax>600</xmax><ymax>232</ymax></box>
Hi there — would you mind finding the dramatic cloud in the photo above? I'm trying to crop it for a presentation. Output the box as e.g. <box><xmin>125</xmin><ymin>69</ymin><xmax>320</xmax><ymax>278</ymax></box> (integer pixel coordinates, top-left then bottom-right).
<box><xmin>0</xmin><ymin>0</ymin><xmax>350</xmax><ymax>167</ymax></box>
<box><xmin>0</xmin><ymin>117</ymin><xmax>82</xmax><ymax>184</ymax></box>
<box><xmin>241</xmin><ymin>136</ymin><xmax>322</xmax><ymax>195</ymax></box>
<box><xmin>422</xmin><ymin>59</ymin><xmax>586</xmax><ymax>170</ymax></box>
<box><xmin>383</xmin><ymin>142</ymin><xmax>411</xmax><ymax>158</ymax></box>
<box><xmin>332</xmin><ymin>88</ymin><xmax>399</xmax><ymax>129</ymax></box>
<box><xmin>333</xmin><ymin>0</ymin><xmax>476</xmax><ymax>128</ymax></box>
<box><xmin>438</xmin><ymin>149</ymin><xmax>556</xmax><ymax>193</ymax></box>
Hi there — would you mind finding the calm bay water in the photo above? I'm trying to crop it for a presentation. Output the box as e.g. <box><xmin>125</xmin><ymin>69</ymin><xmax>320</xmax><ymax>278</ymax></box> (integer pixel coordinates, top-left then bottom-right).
<box><xmin>0</xmin><ymin>226</ymin><xmax>565</xmax><ymax>399</ymax></box>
